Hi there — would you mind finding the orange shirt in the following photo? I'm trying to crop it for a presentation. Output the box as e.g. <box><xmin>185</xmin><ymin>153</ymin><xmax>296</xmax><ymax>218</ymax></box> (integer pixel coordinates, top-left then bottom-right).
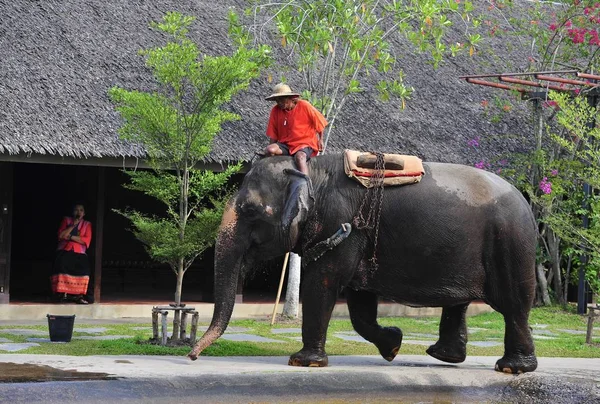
<box><xmin>266</xmin><ymin>99</ymin><xmax>328</xmax><ymax>156</ymax></box>
<box><xmin>57</xmin><ymin>217</ymin><xmax>92</xmax><ymax>254</ymax></box>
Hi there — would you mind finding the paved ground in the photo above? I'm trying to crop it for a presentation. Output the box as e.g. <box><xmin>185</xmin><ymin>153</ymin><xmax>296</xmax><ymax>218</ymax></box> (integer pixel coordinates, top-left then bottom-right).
<box><xmin>0</xmin><ymin>354</ymin><xmax>599</xmax><ymax>403</ymax></box>
<box><xmin>0</xmin><ymin>317</ymin><xmax>599</xmax><ymax>403</ymax></box>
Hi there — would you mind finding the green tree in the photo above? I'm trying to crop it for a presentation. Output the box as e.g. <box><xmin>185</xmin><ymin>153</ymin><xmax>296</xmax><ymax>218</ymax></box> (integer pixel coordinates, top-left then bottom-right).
<box><xmin>235</xmin><ymin>0</ymin><xmax>481</xmax><ymax>151</ymax></box>
<box><xmin>109</xmin><ymin>12</ymin><xmax>270</xmax><ymax>340</ymax></box>
<box><xmin>544</xmin><ymin>90</ymin><xmax>600</xmax><ymax>299</ymax></box>
<box><xmin>473</xmin><ymin>0</ymin><xmax>600</xmax><ymax>305</ymax></box>
<box><xmin>232</xmin><ymin>1</ymin><xmax>481</xmax><ymax>317</ymax></box>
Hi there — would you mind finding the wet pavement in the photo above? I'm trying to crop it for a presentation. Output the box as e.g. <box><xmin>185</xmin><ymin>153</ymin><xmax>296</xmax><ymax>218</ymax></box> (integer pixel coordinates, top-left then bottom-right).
<box><xmin>1</xmin><ymin>362</ymin><xmax>116</xmax><ymax>383</ymax></box>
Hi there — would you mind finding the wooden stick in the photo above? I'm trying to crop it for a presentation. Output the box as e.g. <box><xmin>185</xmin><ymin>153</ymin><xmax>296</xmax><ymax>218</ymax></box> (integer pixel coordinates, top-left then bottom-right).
<box><xmin>271</xmin><ymin>252</ymin><xmax>290</xmax><ymax>326</ymax></box>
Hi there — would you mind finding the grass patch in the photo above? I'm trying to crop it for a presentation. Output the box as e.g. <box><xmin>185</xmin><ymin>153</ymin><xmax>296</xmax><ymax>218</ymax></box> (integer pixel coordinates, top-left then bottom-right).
<box><xmin>0</xmin><ymin>306</ymin><xmax>598</xmax><ymax>358</ymax></box>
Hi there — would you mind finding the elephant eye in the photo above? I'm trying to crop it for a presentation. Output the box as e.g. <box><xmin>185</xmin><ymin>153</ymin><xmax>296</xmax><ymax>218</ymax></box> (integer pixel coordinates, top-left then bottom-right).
<box><xmin>240</xmin><ymin>203</ymin><xmax>261</xmax><ymax>219</ymax></box>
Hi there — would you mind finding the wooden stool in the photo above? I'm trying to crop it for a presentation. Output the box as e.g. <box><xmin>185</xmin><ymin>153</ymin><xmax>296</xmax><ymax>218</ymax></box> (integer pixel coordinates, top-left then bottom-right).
<box><xmin>152</xmin><ymin>305</ymin><xmax>199</xmax><ymax>346</ymax></box>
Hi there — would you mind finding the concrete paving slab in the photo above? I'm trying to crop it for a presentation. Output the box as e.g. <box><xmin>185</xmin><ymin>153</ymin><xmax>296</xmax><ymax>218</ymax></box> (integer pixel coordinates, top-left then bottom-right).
<box><xmin>75</xmin><ymin>335</ymin><xmax>133</xmax><ymax>340</ymax></box>
<box><xmin>26</xmin><ymin>338</ymin><xmax>65</xmax><ymax>344</ymax></box>
<box><xmin>73</xmin><ymin>327</ymin><xmax>108</xmax><ymax>334</ymax></box>
<box><xmin>0</xmin><ymin>343</ymin><xmax>40</xmax><ymax>352</ymax></box>
<box><xmin>405</xmin><ymin>332</ymin><xmax>438</xmax><ymax>339</ymax></box>
<box><xmin>221</xmin><ymin>334</ymin><xmax>285</xmax><ymax>343</ymax></box>
<box><xmin>0</xmin><ymin>329</ymin><xmax>48</xmax><ymax>336</ymax></box>
<box><xmin>467</xmin><ymin>327</ymin><xmax>488</xmax><ymax>334</ymax></box>
<box><xmin>0</xmin><ymin>337</ymin><xmax>13</xmax><ymax>343</ymax></box>
<box><xmin>531</xmin><ymin>324</ymin><xmax>549</xmax><ymax>329</ymax></box>
<box><xmin>333</xmin><ymin>334</ymin><xmax>369</xmax><ymax>343</ymax></box>
<box><xmin>467</xmin><ymin>341</ymin><xmax>503</xmax><ymax>347</ymax></box>
<box><xmin>270</xmin><ymin>328</ymin><xmax>302</xmax><ymax>334</ymax></box>
<box><xmin>533</xmin><ymin>329</ymin><xmax>557</xmax><ymax>336</ymax></box>
<box><xmin>400</xmin><ymin>340</ymin><xmax>432</xmax><ymax>346</ymax></box>
<box><xmin>558</xmin><ymin>329</ymin><xmax>587</xmax><ymax>335</ymax></box>
<box><xmin>533</xmin><ymin>335</ymin><xmax>556</xmax><ymax>340</ymax></box>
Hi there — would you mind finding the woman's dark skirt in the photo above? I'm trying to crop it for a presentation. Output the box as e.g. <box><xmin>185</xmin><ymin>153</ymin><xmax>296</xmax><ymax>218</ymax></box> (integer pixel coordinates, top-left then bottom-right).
<box><xmin>51</xmin><ymin>250</ymin><xmax>90</xmax><ymax>295</ymax></box>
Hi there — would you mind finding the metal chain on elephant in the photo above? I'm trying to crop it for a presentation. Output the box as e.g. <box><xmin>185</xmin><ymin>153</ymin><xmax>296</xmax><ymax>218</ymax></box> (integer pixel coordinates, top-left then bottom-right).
<box><xmin>352</xmin><ymin>152</ymin><xmax>385</xmax><ymax>269</ymax></box>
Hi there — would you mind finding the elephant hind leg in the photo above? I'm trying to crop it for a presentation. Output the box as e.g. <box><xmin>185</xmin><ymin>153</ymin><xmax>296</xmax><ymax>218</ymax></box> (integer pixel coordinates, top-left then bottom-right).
<box><xmin>426</xmin><ymin>303</ymin><xmax>469</xmax><ymax>364</ymax></box>
<box><xmin>346</xmin><ymin>289</ymin><xmax>403</xmax><ymax>362</ymax></box>
<box><xmin>495</xmin><ymin>311</ymin><xmax>537</xmax><ymax>374</ymax></box>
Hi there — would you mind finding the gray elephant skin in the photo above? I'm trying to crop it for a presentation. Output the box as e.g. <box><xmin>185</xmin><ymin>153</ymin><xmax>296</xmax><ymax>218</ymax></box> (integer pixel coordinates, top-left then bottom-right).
<box><xmin>189</xmin><ymin>154</ymin><xmax>538</xmax><ymax>374</ymax></box>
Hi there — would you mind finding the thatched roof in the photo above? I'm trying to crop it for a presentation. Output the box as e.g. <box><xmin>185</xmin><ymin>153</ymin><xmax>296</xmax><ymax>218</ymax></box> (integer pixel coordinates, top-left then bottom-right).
<box><xmin>0</xmin><ymin>0</ymin><xmax>539</xmax><ymax>165</ymax></box>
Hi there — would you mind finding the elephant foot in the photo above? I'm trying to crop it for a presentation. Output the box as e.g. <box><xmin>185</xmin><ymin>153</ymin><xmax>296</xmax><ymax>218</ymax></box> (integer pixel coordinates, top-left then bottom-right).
<box><xmin>288</xmin><ymin>349</ymin><xmax>328</xmax><ymax>367</ymax></box>
<box><xmin>495</xmin><ymin>353</ymin><xmax>537</xmax><ymax>374</ymax></box>
<box><xmin>426</xmin><ymin>341</ymin><xmax>466</xmax><ymax>364</ymax></box>
<box><xmin>375</xmin><ymin>326</ymin><xmax>403</xmax><ymax>362</ymax></box>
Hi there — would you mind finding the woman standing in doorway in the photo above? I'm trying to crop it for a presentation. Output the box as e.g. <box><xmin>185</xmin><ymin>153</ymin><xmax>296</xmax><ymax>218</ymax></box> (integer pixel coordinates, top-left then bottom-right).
<box><xmin>51</xmin><ymin>203</ymin><xmax>93</xmax><ymax>304</ymax></box>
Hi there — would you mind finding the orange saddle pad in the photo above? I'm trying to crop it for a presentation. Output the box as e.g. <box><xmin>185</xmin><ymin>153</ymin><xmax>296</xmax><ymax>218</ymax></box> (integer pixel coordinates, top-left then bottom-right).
<box><xmin>344</xmin><ymin>149</ymin><xmax>424</xmax><ymax>188</ymax></box>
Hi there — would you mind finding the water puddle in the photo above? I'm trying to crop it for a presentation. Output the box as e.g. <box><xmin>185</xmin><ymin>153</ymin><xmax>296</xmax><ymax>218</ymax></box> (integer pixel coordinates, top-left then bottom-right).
<box><xmin>0</xmin><ymin>362</ymin><xmax>117</xmax><ymax>383</ymax></box>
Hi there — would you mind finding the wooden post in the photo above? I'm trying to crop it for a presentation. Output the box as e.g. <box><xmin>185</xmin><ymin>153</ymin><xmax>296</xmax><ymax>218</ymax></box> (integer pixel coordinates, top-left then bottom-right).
<box><xmin>160</xmin><ymin>310</ymin><xmax>168</xmax><ymax>346</ymax></box>
<box><xmin>180</xmin><ymin>310</ymin><xmax>188</xmax><ymax>341</ymax></box>
<box><xmin>271</xmin><ymin>252</ymin><xmax>290</xmax><ymax>326</ymax></box>
<box><xmin>93</xmin><ymin>167</ymin><xmax>105</xmax><ymax>303</ymax></box>
<box><xmin>190</xmin><ymin>311</ymin><xmax>199</xmax><ymax>344</ymax></box>
<box><xmin>173</xmin><ymin>308</ymin><xmax>181</xmax><ymax>341</ymax></box>
<box><xmin>586</xmin><ymin>306</ymin><xmax>598</xmax><ymax>344</ymax></box>
<box><xmin>151</xmin><ymin>309</ymin><xmax>159</xmax><ymax>341</ymax></box>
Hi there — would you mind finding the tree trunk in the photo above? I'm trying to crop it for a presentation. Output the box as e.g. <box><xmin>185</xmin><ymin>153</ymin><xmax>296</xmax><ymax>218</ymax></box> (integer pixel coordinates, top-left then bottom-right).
<box><xmin>536</xmin><ymin>263</ymin><xmax>551</xmax><ymax>306</ymax></box>
<box><xmin>547</xmin><ymin>229</ymin><xmax>564</xmax><ymax>305</ymax></box>
<box><xmin>282</xmin><ymin>252</ymin><xmax>301</xmax><ymax>318</ymax></box>
<box><xmin>564</xmin><ymin>253</ymin><xmax>573</xmax><ymax>304</ymax></box>
<box><xmin>172</xmin><ymin>260</ymin><xmax>185</xmax><ymax>341</ymax></box>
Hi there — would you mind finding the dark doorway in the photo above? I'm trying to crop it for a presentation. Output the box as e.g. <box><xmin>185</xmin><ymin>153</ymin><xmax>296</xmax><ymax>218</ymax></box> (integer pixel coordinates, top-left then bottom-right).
<box><xmin>0</xmin><ymin>163</ymin><xmax>13</xmax><ymax>303</ymax></box>
<box><xmin>9</xmin><ymin>163</ymin><xmax>99</xmax><ymax>302</ymax></box>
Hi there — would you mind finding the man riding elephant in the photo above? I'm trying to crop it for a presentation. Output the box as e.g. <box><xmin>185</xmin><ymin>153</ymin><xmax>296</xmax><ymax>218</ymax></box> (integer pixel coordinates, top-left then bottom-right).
<box><xmin>264</xmin><ymin>83</ymin><xmax>327</xmax><ymax>175</ymax></box>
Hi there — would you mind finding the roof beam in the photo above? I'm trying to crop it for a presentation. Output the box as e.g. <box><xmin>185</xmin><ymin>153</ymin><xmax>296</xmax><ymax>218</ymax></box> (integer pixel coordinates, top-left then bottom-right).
<box><xmin>465</xmin><ymin>78</ymin><xmax>525</xmax><ymax>92</ymax></box>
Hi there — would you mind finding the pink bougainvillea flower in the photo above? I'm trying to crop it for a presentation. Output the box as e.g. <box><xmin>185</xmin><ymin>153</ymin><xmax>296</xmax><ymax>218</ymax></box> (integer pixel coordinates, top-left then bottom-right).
<box><xmin>468</xmin><ymin>137</ymin><xmax>480</xmax><ymax>147</ymax></box>
<box><xmin>551</xmin><ymin>169</ymin><xmax>558</xmax><ymax>176</ymax></box>
<box><xmin>549</xmin><ymin>23</ymin><xmax>558</xmax><ymax>31</ymax></box>
<box><xmin>475</xmin><ymin>160</ymin><xmax>486</xmax><ymax>169</ymax></box>
<box><xmin>539</xmin><ymin>177</ymin><xmax>552</xmax><ymax>195</ymax></box>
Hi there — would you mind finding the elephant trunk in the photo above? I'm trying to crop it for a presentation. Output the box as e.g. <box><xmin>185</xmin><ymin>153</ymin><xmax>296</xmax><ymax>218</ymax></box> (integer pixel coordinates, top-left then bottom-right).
<box><xmin>188</xmin><ymin>202</ymin><xmax>247</xmax><ymax>360</ymax></box>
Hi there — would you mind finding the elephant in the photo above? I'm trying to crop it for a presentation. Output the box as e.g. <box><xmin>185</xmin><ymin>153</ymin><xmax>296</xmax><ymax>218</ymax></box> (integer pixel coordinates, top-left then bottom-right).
<box><xmin>189</xmin><ymin>154</ymin><xmax>538</xmax><ymax>374</ymax></box>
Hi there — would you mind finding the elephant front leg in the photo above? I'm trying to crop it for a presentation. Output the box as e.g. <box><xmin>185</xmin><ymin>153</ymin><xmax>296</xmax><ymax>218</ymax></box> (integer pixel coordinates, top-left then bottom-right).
<box><xmin>426</xmin><ymin>303</ymin><xmax>469</xmax><ymax>363</ymax></box>
<box><xmin>288</xmin><ymin>268</ymin><xmax>338</xmax><ymax>367</ymax></box>
<box><xmin>346</xmin><ymin>289</ymin><xmax>403</xmax><ymax>362</ymax></box>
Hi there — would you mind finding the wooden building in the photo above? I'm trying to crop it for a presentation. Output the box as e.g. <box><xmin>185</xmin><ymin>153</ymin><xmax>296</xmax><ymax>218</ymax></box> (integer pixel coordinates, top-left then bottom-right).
<box><xmin>0</xmin><ymin>0</ymin><xmax>535</xmax><ymax>304</ymax></box>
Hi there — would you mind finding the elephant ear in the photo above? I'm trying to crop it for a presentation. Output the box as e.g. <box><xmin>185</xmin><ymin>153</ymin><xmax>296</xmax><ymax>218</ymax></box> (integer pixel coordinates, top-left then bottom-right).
<box><xmin>281</xmin><ymin>169</ymin><xmax>314</xmax><ymax>251</ymax></box>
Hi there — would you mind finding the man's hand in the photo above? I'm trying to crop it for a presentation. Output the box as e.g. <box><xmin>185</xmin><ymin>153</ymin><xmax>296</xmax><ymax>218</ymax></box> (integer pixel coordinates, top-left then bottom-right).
<box><xmin>318</xmin><ymin>135</ymin><xmax>324</xmax><ymax>152</ymax></box>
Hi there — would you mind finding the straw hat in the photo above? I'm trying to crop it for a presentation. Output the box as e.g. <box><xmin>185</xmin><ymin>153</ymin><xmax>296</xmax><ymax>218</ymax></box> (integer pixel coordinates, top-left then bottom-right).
<box><xmin>265</xmin><ymin>83</ymin><xmax>300</xmax><ymax>101</ymax></box>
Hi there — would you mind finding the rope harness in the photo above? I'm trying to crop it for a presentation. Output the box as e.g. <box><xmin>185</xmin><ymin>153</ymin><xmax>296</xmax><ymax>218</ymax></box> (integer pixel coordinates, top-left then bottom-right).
<box><xmin>352</xmin><ymin>151</ymin><xmax>386</xmax><ymax>269</ymax></box>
